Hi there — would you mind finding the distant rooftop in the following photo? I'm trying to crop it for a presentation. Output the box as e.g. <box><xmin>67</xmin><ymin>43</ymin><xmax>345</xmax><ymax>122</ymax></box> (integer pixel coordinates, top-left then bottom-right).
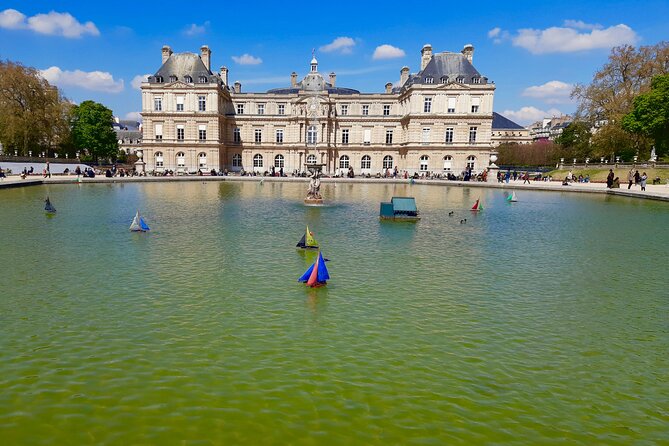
<box><xmin>492</xmin><ymin>112</ymin><xmax>525</xmax><ymax>130</ymax></box>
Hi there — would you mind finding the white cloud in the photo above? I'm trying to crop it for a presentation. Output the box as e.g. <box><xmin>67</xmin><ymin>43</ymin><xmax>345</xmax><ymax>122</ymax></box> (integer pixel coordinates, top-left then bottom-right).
<box><xmin>131</xmin><ymin>74</ymin><xmax>151</xmax><ymax>90</ymax></box>
<box><xmin>124</xmin><ymin>111</ymin><xmax>142</xmax><ymax>121</ymax></box>
<box><xmin>563</xmin><ymin>19</ymin><xmax>602</xmax><ymax>31</ymax></box>
<box><xmin>488</xmin><ymin>27</ymin><xmax>501</xmax><ymax>38</ymax></box>
<box><xmin>183</xmin><ymin>21</ymin><xmax>209</xmax><ymax>36</ymax></box>
<box><xmin>522</xmin><ymin>80</ymin><xmax>575</xmax><ymax>104</ymax></box>
<box><xmin>320</xmin><ymin>37</ymin><xmax>356</xmax><ymax>54</ymax></box>
<box><xmin>372</xmin><ymin>44</ymin><xmax>405</xmax><ymax>60</ymax></box>
<box><xmin>40</xmin><ymin>67</ymin><xmax>124</xmax><ymax>93</ymax></box>
<box><xmin>232</xmin><ymin>54</ymin><xmax>262</xmax><ymax>65</ymax></box>
<box><xmin>0</xmin><ymin>9</ymin><xmax>99</xmax><ymax>38</ymax></box>
<box><xmin>512</xmin><ymin>23</ymin><xmax>638</xmax><ymax>54</ymax></box>
<box><xmin>488</xmin><ymin>27</ymin><xmax>511</xmax><ymax>44</ymax></box>
<box><xmin>501</xmin><ymin>106</ymin><xmax>564</xmax><ymax>125</ymax></box>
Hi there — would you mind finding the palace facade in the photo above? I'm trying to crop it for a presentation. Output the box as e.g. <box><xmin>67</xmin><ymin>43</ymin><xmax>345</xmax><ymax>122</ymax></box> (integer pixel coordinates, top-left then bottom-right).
<box><xmin>140</xmin><ymin>44</ymin><xmax>497</xmax><ymax>175</ymax></box>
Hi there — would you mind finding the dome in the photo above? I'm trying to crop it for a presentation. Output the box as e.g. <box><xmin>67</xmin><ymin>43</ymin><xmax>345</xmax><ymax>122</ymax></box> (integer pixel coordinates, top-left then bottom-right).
<box><xmin>302</xmin><ymin>72</ymin><xmax>325</xmax><ymax>91</ymax></box>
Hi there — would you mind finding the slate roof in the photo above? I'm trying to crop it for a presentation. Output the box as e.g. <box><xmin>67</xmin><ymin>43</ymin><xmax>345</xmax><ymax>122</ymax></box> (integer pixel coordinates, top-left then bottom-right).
<box><xmin>395</xmin><ymin>51</ymin><xmax>488</xmax><ymax>92</ymax></box>
<box><xmin>148</xmin><ymin>53</ymin><xmax>219</xmax><ymax>84</ymax></box>
<box><xmin>492</xmin><ymin>112</ymin><xmax>525</xmax><ymax>130</ymax></box>
<box><xmin>267</xmin><ymin>71</ymin><xmax>359</xmax><ymax>94</ymax></box>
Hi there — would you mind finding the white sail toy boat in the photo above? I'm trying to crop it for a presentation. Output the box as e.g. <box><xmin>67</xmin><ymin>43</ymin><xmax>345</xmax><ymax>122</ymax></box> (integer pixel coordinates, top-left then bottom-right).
<box><xmin>129</xmin><ymin>211</ymin><xmax>150</xmax><ymax>232</ymax></box>
<box><xmin>507</xmin><ymin>191</ymin><xmax>518</xmax><ymax>202</ymax></box>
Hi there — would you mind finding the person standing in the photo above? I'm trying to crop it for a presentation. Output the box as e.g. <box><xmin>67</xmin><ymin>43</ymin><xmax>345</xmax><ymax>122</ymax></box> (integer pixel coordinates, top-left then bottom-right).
<box><xmin>628</xmin><ymin>167</ymin><xmax>635</xmax><ymax>189</ymax></box>
<box><xmin>640</xmin><ymin>172</ymin><xmax>647</xmax><ymax>191</ymax></box>
<box><xmin>634</xmin><ymin>170</ymin><xmax>640</xmax><ymax>186</ymax></box>
<box><xmin>523</xmin><ymin>172</ymin><xmax>530</xmax><ymax>184</ymax></box>
<box><xmin>606</xmin><ymin>169</ymin><xmax>614</xmax><ymax>188</ymax></box>
<box><xmin>46</xmin><ymin>161</ymin><xmax>51</xmax><ymax>178</ymax></box>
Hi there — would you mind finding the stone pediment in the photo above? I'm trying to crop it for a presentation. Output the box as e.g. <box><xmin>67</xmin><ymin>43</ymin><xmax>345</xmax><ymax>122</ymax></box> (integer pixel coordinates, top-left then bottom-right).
<box><xmin>440</xmin><ymin>82</ymin><xmax>469</xmax><ymax>90</ymax></box>
<box><xmin>166</xmin><ymin>81</ymin><xmax>193</xmax><ymax>88</ymax></box>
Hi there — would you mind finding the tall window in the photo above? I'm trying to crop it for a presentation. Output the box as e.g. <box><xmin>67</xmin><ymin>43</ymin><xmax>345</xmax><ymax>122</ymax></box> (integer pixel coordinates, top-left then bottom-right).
<box><xmin>184</xmin><ymin>75</ymin><xmax>192</xmax><ymax>83</ymax></box>
<box><xmin>155</xmin><ymin>151</ymin><xmax>164</xmax><ymax>167</ymax></box>
<box><xmin>177</xmin><ymin>125</ymin><xmax>185</xmax><ymax>141</ymax></box>
<box><xmin>257</xmin><ymin>103</ymin><xmax>265</xmax><ymax>115</ymax></box>
<box><xmin>425</xmin><ymin>77</ymin><xmax>434</xmax><ymax>84</ymax></box>
<box><xmin>169</xmin><ymin>75</ymin><xmax>177</xmax><ymax>83</ymax></box>
<box><xmin>472</xmin><ymin>77</ymin><xmax>481</xmax><ymax>84</ymax></box>
<box><xmin>278</xmin><ymin>104</ymin><xmax>285</xmax><ymax>115</ymax></box>
<box><xmin>154</xmin><ymin>123</ymin><xmax>163</xmax><ymax>141</ymax></box>
<box><xmin>469</xmin><ymin>127</ymin><xmax>477</xmax><ymax>143</ymax></box>
<box><xmin>339</xmin><ymin>155</ymin><xmax>350</xmax><ymax>169</ymax></box>
<box><xmin>383</xmin><ymin>105</ymin><xmax>390</xmax><ymax>116</ymax></box>
<box><xmin>237</xmin><ymin>104</ymin><xmax>244</xmax><ymax>114</ymax></box>
<box><xmin>456</xmin><ymin>77</ymin><xmax>464</xmax><ymax>84</ymax></box>
<box><xmin>198</xmin><ymin>96</ymin><xmax>206</xmax><ymax>112</ymax></box>
<box><xmin>424</xmin><ymin>97</ymin><xmax>432</xmax><ymax>113</ymax></box>
<box><xmin>440</xmin><ymin>76</ymin><xmax>448</xmax><ymax>84</ymax></box>
<box><xmin>341</xmin><ymin>104</ymin><xmax>348</xmax><ymax>116</ymax></box>
<box><xmin>445</xmin><ymin>127</ymin><xmax>454</xmax><ymax>144</ymax></box>
<box><xmin>341</xmin><ymin>129</ymin><xmax>349</xmax><ymax>144</ymax></box>
<box><xmin>307</xmin><ymin>126</ymin><xmax>317</xmax><ymax>145</ymax></box>
<box><xmin>176</xmin><ymin>96</ymin><xmax>184</xmax><ymax>112</ymax></box>
<box><xmin>306</xmin><ymin>154</ymin><xmax>317</xmax><ymax>164</ymax></box>
<box><xmin>154</xmin><ymin>97</ymin><xmax>162</xmax><ymax>111</ymax></box>
<box><xmin>176</xmin><ymin>152</ymin><xmax>185</xmax><ymax>167</ymax></box>
<box><xmin>198</xmin><ymin>152</ymin><xmax>207</xmax><ymax>168</ymax></box>
<box><xmin>471</xmin><ymin>97</ymin><xmax>480</xmax><ymax>113</ymax></box>
<box><xmin>422</xmin><ymin>128</ymin><xmax>431</xmax><ymax>144</ymax></box>
<box><xmin>233</xmin><ymin>127</ymin><xmax>241</xmax><ymax>143</ymax></box>
<box><xmin>419</xmin><ymin>155</ymin><xmax>429</xmax><ymax>171</ymax></box>
<box><xmin>253</xmin><ymin>154</ymin><xmax>263</xmax><ymax>168</ymax></box>
<box><xmin>276</xmin><ymin>129</ymin><xmax>284</xmax><ymax>144</ymax></box>
<box><xmin>443</xmin><ymin>155</ymin><xmax>453</xmax><ymax>171</ymax></box>
<box><xmin>362</xmin><ymin>104</ymin><xmax>369</xmax><ymax>116</ymax></box>
<box><xmin>447</xmin><ymin>97</ymin><xmax>456</xmax><ymax>113</ymax></box>
<box><xmin>466</xmin><ymin>155</ymin><xmax>476</xmax><ymax>170</ymax></box>
<box><xmin>232</xmin><ymin>153</ymin><xmax>242</xmax><ymax>167</ymax></box>
<box><xmin>274</xmin><ymin>154</ymin><xmax>284</xmax><ymax>168</ymax></box>
<box><xmin>254</xmin><ymin>129</ymin><xmax>262</xmax><ymax>143</ymax></box>
<box><xmin>198</xmin><ymin>76</ymin><xmax>207</xmax><ymax>83</ymax></box>
<box><xmin>198</xmin><ymin>124</ymin><xmax>206</xmax><ymax>141</ymax></box>
<box><xmin>383</xmin><ymin>155</ymin><xmax>393</xmax><ymax>169</ymax></box>
<box><xmin>361</xmin><ymin>155</ymin><xmax>371</xmax><ymax>169</ymax></box>
<box><xmin>385</xmin><ymin>129</ymin><xmax>393</xmax><ymax>144</ymax></box>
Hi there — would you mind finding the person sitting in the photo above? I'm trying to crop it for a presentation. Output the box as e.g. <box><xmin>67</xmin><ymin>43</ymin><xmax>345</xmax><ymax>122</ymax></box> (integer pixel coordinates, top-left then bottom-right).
<box><xmin>105</xmin><ymin>169</ymin><xmax>113</xmax><ymax>178</ymax></box>
<box><xmin>562</xmin><ymin>176</ymin><xmax>570</xmax><ymax>186</ymax></box>
<box><xmin>612</xmin><ymin>177</ymin><xmax>620</xmax><ymax>188</ymax></box>
<box><xmin>0</xmin><ymin>168</ymin><xmax>5</xmax><ymax>179</ymax></box>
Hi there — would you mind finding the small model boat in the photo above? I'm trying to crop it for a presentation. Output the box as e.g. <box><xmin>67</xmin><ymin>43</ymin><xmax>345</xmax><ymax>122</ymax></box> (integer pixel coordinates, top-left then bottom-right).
<box><xmin>296</xmin><ymin>225</ymin><xmax>319</xmax><ymax>249</ymax></box>
<box><xmin>507</xmin><ymin>191</ymin><xmax>518</xmax><ymax>202</ymax></box>
<box><xmin>44</xmin><ymin>197</ymin><xmax>56</xmax><ymax>213</ymax></box>
<box><xmin>129</xmin><ymin>210</ymin><xmax>150</xmax><ymax>232</ymax></box>
<box><xmin>471</xmin><ymin>198</ymin><xmax>484</xmax><ymax>211</ymax></box>
<box><xmin>298</xmin><ymin>251</ymin><xmax>330</xmax><ymax>287</ymax></box>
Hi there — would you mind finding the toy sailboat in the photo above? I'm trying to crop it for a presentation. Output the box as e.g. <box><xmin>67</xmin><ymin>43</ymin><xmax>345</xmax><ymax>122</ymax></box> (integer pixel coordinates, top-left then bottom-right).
<box><xmin>296</xmin><ymin>225</ymin><xmax>319</xmax><ymax>249</ymax></box>
<box><xmin>471</xmin><ymin>198</ymin><xmax>484</xmax><ymax>211</ymax></box>
<box><xmin>507</xmin><ymin>191</ymin><xmax>518</xmax><ymax>202</ymax></box>
<box><xmin>129</xmin><ymin>210</ymin><xmax>150</xmax><ymax>232</ymax></box>
<box><xmin>298</xmin><ymin>251</ymin><xmax>330</xmax><ymax>287</ymax></box>
<box><xmin>44</xmin><ymin>197</ymin><xmax>56</xmax><ymax>213</ymax></box>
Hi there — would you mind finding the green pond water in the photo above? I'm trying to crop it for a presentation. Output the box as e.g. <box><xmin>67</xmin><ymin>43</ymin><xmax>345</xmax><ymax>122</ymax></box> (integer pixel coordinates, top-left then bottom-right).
<box><xmin>0</xmin><ymin>181</ymin><xmax>667</xmax><ymax>445</ymax></box>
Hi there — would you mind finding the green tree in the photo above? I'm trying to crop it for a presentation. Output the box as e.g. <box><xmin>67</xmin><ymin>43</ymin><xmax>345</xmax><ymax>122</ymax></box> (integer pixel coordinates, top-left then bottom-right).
<box><xmin>622</xmin><ymin>74</ymin><xmax>669</xmax><ymax>158</ymax></box>
<box><xmin>555</xmin><ymin>121</ymin><xmax>592</xmax><ymax>159</ymax></box>
<box><xmin>70</xmin><ymin>100</ymin><xmax>119</xmax><ymax>162</ymax></box>
<box><xmin>0</xmin><ymin>60</ymin><xmax>70</xmax><ymax>155</ymax></box>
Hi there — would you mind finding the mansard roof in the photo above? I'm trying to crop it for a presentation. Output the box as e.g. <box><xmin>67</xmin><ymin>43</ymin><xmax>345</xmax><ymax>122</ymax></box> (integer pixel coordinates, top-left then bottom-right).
<box><xmin>396</xmin><ymin>51</ymin><xmax>488</xmax><ymax>92</ymax></box>
<box><xmin>148</xmin><ymin>53</ymin><xmax>219</xmax><ymax>84</ymax></box>
<box><xmin>492</xmin><ymin>112</ymin><xmax>525</xmax><ymax>130</ymax></box>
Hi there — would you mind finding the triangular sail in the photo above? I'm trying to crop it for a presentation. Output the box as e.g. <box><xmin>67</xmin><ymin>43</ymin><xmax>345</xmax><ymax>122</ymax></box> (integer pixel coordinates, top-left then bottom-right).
<box><xmin>296</xmin><ymin>233</ymin><xmax>307</xmax><ymax>248</ymax></box>
<box><xmin>44</xmin><ymin>197</ymin><xmax>56</xmax><ymax>213</ymax></box>
<box><xmin>305</xmin><ymin>225</ymin><xmax>318</xmax><ymax>247</ymax></box>
<box><xmin>471</xmin><ymin>199</ymin><xmax>480</xmax><ymax>210</ymax></box>
<box><xmin>299</xmin><ymin>251</ymin><xmax>330</xmax><ymax>286</ymax></box>
<box><xmin>510</xmin><ymin>191</ymin><xmax>517</xmax><ymax>202</ymax></box>
<box><xmin>139</xmin><ymin>217</ymin><xmax>150</xmax><ymax>231</ymax></box>
<box><xmin>129</xmin><ymin>211</ymin><xmax>141</xmax><ymax>231</ymax></box>
<box><xmin>306</xmin><ymin>254</ymin><xmax>320</xmax><ymax>287</ymax></box>
<box><xmin>316</xmin><ymin>251</ymin><xmax>330</xmax><ymax>282</ymax></box>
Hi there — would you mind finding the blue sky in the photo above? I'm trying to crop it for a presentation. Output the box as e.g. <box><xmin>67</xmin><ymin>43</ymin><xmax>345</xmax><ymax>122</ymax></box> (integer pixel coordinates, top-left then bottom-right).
<box><xmin>1</xmin><ymin>0</ymin><xmax>667</xmax><ymax>125</ymax></box>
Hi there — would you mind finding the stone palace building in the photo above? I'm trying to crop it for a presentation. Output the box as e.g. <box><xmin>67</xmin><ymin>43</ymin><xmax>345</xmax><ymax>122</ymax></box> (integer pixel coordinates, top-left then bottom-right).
<box><xmin>140</xmin><ymin>43</ymin><xmax>497</xmax><ymax>175</ymax></box>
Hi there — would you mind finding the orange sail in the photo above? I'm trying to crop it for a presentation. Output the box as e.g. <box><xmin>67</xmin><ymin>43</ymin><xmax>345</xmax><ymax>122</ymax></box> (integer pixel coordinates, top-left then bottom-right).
<box><xmin>306</xmin><ymin>254</ymin><xmax>320</xmax><ymax>287</ymax></box>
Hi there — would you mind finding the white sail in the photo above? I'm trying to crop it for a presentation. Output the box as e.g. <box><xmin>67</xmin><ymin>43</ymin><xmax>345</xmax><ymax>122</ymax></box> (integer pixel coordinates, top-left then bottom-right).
<box><xmin>510</xmin><ymin>191</ymin><xmax>518</xmax><ymax>202</ymax></box>
<box><xmin>129</xmin><ymin>211</ymin><xmax>141</xmax><ymax>231</ymax></box>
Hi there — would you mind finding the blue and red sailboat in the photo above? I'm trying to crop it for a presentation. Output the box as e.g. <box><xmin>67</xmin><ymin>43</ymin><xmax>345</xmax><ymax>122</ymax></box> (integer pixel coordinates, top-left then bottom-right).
<box><xmin>298</xmin><ymin>251</ymin><xmax>330</xmax><ymax>287</ymax></box>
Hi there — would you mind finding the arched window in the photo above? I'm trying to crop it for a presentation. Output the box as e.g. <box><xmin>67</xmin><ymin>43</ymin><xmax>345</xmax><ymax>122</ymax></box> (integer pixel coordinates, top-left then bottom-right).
<box><xmin>232</xmin><ymin>153</ymin><xmax>242</xmax><ymax>167</ymax></box>
<box><xmin>198</xmin><ymin>152</ymin><xmax>207</xmax><ymax>168</ymax></box>
<box><xmin>306</xmin><ymin>154</ymin><xmax>317</xmax><ymax>164</ymax></box>
<box><xmin>176</xmin><ymin>151</ymin><xmax>185</xmax><ymax>167</ymax></box>
<box><xmin>419</xmin><ymin>155</ymin><xmax>429</xmax><ymax>171</ymax></box>
<box><xmin>155</xmin><ymin>151</ymin><xmax>164</xmax><ymax>168</ymax></box>
<box><xmin>184</xmin><ymin>75</ymin><xmax>192</xmax><ymax>83</ymax></box>
<box><xmin>361</xmin><ymin>155</ymin><xmax>371</xmax><ymax>169</ymax></box>
<box><xmin>339</xmin><ymin>155</ymin><xmax>350</xmax><ymax>169</ymax></box>
<box><xmin>466</xmin><ymin>155</ymin><xmax>476</xmax><ymax>170</ymax></box>
<box><xmin>253</xmin><ymin>154</ymin><xmax>263</xmax><ymax>168</ymax></box>
<box><xmin>169</xmin><ymin>75</ymin><xmax>177</xmax><ymax>83</ymax></box>
<box><xmin>383</xmin><ymin>155</ymin><xmax>393</xmax><ymax>169</ymax></box>
<box><xmin>307</xmin><ymin>126</ymin><xmax>317</xmax><ymax>145</ymax></box>
<box><xmin>274</xmin><ymin>154</ymin><xmax>284</xmax><ymax>168</ymax></box>
<box><xmin>443</xmin><ymin>155</ymin><xmax>452</xmax><ymax>171</ymax></box>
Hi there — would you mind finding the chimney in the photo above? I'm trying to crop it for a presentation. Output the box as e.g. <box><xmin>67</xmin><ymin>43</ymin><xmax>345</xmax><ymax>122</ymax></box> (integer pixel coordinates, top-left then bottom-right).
<box><xmin>462</xmin><ymin>44</ymin><xmax>474</xmax><ymax>63</ymax></box>
<box><xmin>291</xmin><ymin>72</ymin><xmax>298</xmax><ymax>87</ymax></box>
<box><xmin>329</xmin><ymin>72</ymin><xmax>336</xmax><ymax>87</ymax></box>
<box><xmin>233</xmin><ymin>81</ymin><xmax>241</xmax><ymax>93</ymax></box>
<box><xmin>385</xmin><ymin>82</ymin><xmax>393</xmax><ymax>94</ymax></box>
<box><xmin>200</xmin><ymin>45</ymin><xmax>211</xmax><ymax>71</ymax></box>
<box><xmin>420</xmin><ymin>44</ymin><xmax>433</xmax><ymax>71</ymax></box>
<box><xmin>400</xmin><ymin>66</ymin><xmax>409</xmax><ymax>86</ymax></box>
<box><xmin>220</xmin><ymin>66</ymin><xmax>228</xmax><ymax>86</ymax></box>
<box><xmin>161</xmin><ymin>45</ymin><xmax>172</xmax><ymax>64</ymax></box>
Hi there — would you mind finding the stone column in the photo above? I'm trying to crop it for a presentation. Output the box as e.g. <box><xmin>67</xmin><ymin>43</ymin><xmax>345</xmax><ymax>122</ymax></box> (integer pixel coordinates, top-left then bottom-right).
<box><xmin>487</xmin><ymin>153</ymin><xmax>498</xmax><ymax>183</ymax></box>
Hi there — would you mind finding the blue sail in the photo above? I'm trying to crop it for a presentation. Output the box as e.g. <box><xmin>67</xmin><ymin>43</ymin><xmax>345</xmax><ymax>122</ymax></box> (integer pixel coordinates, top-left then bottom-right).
<box><xmin>139</xmin><ymin>217</ymin><xmax>150</xmax><ymax>231</ymax></box>
<box><xmin>298</xmin><ymin>263</ymin><xmax>315</xmax><ymax>282</ymax></box>
<box><xmin>316</xmin><ymin>251</ymin><xmax>330</xmax><ymax>282</ymax></box>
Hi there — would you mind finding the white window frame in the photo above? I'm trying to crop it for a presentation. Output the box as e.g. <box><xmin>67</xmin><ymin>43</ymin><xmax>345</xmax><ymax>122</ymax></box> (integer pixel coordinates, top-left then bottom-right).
<box><xmin>469</xmin><ymin>127</ymin><xmax>477</xmax><ymax>143</ymax></box>
<box><xmin>340</xmin><ymin>104</ymin><xmax>348</xmax><ymax>116</ymax></box>
<box><xmin>254</xmin><ymin>129</ymin><xmax>262</xmax><ymax>144</ymax></box>
<box><xmin>363</xmin><ymin>129</ymin><xmax>371</xmax><ymax>145</ymax></box>
<box><xmin>445</xmin><ymin>127</ymin><xmax>454</xmax><ymax>144</ymax></box>
<box><xmin>419</xmin><ymin>155</ymin><xmax>429</xmax><ymax>171</ymax></box>
<box><xmin>341</xmin><ymin>129</ymin><xmax>349</xmax><ymax>144</ymax></box>
<box><xmin>198</xmin><ymin>124</ymin><xmax>206</xmax><ymax>141</ymax></box>
<box><xmin>155</xmin><ymin>123</ymin><xmax>163</xmax><ymax>141</ymax></box>
<box><xmin>361</xmin><ymin>155</ymin><xmax>371</xmax><ymax>170</ymax></box>
<box><xmin>237</xmin><ymin>104</ymin><xmax>244</xmax><ymax>114</ymax></box>
<box><xmin>198</xmin><ymin>152</ymin><xmax>207</xmax><ymax>168</ymax></box>
<box><xmin>382</xmin><ymin>155</ymin><xmax>393</xmax><ymax>169</ymax></box>
<box><xmin>253</xmin><ymin>154</ymin><xmax>263</xmax><ymax>168</ymax></box>
<box><xmin>176</xmin><ymin>96</ymin><xmax>184</xmax><ymax>112</ymax></box>
<box><xmin>466</xmin><ymin>155</ymin><xmax>476</xmax><ymax>170</ymax></box>
<box><xmin>278</xmin><ymin>104</ymin><xmax>285</xmax><ymax>115</ymax></box>
<box><xmin>232</xmin><ymin>153</ymin><xmax>242</xmax><ymax>167</ymax></box>
<box><xmin>176</xmin><ymin>125</ymin><xmax>185</xmax><ymax>141</ymax></box>
<box><xmin>306</xmin><ymin>154</ymin><xmax>317</xmax><ymax>165</ymax></box>
<box><xmin>339</xmin><ymin>155</ymin><xmax>350</xmax><ymax>169</ymax></box>
<box><xmin>424</xmin><ymin>97</ymin><xmax>432</xmax><ymax>113</ymax></box>
<box><xmin>176</xmin><ymin>151</ymin><xmax>186</xmax><ymax>167</ymax></box>
<box><xmin>155</xmin><ymin>151</ymin><xmax>164</xmax><ymax>168</ymax></box>
<box><xmin>385</xmin><ymin>129</ymin><xmax>393</xmax><ymax>144</ymax></box>
<box><xmin>198</xmin><ymin>95</ymin><xmax>206</xmax><ymax>112</ymax></box>
<box><xmin>443</xmin><ymin>155</ymin><xmax>453</xmax><ymax>171</ymax></box>
<box><xmin>383</xmin><ymin>105</ymin><xmax>390</xmax><ymax>116</ymax></box>
<box><xmin>276</xmin><ymin>129</ymin><xmax>284</xmax><ymax>144</ymax></box>
<box><xmin>422</xmin><ymin>128</ymin><xmax>431</xmax><ymax>145</ymax></box>
<box><xmin>257</xmin><ymin>103</ymin><xmax>265</xmax><ymax>115</ymax></box>
<box><xmin>274</xmin><ymin>154</ymin><xmax>284</xmax><ymax>168</ymax></box>
<box><xmin>447</xmin><ymin>97</ymin><xmax>456</xmax><ymax>113</ymax></box>
<box><xmin>233</xmin><ymin>127</ymin><xmax>241</xmax><ymax>143</ymax></box>
<box><xmin>362</xmin><ymin>104</ymin><xmax>369</xmax><ymax>116</ymax></box>
<box><xmin>307</xmin><ymin>126</ymin><xmax>317</xmax><ymax>145</ymax></box>
<box><xmin>154</xmin><ymin>97</ymin><xmax>162</xmax><ymax>111</ymax></box>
